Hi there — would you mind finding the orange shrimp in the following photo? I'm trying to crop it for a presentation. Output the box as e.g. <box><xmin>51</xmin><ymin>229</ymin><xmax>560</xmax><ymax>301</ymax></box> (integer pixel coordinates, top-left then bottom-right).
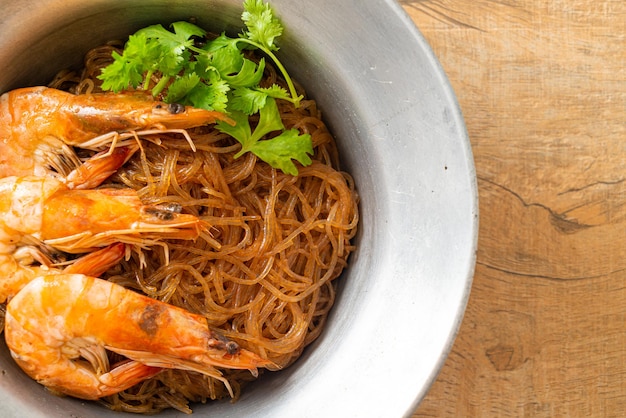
<box><xmin>0</xmin><ymin>175</ymin><xmax>205</xmax><ymax>255</ymax></box>
<box><xmin>0</xmin><ymin>86</ymin><xmax>233</xmax><ymax>178</ymax></box>
<box><xmin>5</xmin><ymin>273</ymin><xmax>271</xmax><ymax>400</ymax></box>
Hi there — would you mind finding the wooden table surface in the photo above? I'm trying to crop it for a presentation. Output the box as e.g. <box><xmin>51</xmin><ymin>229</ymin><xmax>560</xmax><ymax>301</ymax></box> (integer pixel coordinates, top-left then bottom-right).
<box><xmin>400</xmin><ymin>1</ymin><xmax>626</xmax><ymax>416</ymax></box>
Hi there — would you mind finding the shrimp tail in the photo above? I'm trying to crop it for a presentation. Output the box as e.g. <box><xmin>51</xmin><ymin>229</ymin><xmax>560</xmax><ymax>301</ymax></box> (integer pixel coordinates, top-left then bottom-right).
<box><xmin>49</xmin><ymin>362</ymin><xmax>163</xmax><ymax>401</ymax></box>
<box><xmin>64</xmin><ymin>146</ymin><xmax>138</xmax><ymax>190</ymax></box>
<box><xmin>98</xmin><ymin>361</ymin><xmax>163</xmax><ymax>396</ymax></box>
<box><xmin>63</xmin><ymin>243</ymin><xmax>126</xmax><ymax>276</ymax></box>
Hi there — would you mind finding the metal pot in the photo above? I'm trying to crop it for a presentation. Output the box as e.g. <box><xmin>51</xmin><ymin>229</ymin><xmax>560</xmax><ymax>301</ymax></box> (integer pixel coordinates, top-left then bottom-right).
<box><xmin>0</xmin><ymin>1</ymin><xmax>477</xmax><ymax>416</ymax></box>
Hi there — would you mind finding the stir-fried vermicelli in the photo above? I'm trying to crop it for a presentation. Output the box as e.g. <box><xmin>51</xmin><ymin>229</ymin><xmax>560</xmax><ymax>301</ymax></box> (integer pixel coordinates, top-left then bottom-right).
<box><xmin>47</xmin><ymin>40</ymin><xmax>358</xmax><ymax>414</ymax></box>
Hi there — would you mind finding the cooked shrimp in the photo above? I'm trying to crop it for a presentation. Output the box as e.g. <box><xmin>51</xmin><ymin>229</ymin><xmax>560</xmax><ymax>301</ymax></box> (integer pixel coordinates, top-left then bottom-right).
<box><xmin>0</xmin><ymin>243</ymin><xmax>125</xmax><ymax>304</ymax></box>
<box><xmin>5</xmin><ymin>273</ymin><xmax>272</xmax><ymax>400</ymax></box>
<box><xmin>0</xmin><ymin>175</ymin><xmax>205</xmax><ymax>255</ymax></box>
<box><xmin>0</xmin><ymin>86</ymin><xmax>233</xmax><ymax>178</ymax></box>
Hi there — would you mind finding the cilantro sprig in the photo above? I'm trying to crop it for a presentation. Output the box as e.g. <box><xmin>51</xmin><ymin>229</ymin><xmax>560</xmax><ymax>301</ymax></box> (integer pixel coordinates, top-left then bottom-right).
<box><xmin>217</xmin><ymin>99</ymin><xmax>313</xmax><ymax>175</ymax></box>
<box><xmin>98</xmin><ymin>0</ymin><xmax>311</xmax><ymax>175</ymax></box>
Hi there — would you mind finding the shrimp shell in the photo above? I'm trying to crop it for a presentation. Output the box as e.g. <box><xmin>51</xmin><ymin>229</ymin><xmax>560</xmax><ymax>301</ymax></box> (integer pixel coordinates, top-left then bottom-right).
<box><xmin>0</xmin><ymin>175</ymin><xmax>206</xmax><ymax>255</ymax></box>
<box><xmin>0</xmin><ymin>86</ymin><xmax>233</xmax><ymax>178</ymax></box>
<box><xmin>5</xmin><ymin>274</ymin><xmax>272</xmax><ymax>400</ymax></box>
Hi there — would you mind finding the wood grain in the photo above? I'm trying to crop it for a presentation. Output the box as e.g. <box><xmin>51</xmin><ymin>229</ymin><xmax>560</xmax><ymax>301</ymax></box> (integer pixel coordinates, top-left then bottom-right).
<box><xmin>399</xmin><ymin>0</ymin><xmax>626</xmax><ymax>416</ymax></box>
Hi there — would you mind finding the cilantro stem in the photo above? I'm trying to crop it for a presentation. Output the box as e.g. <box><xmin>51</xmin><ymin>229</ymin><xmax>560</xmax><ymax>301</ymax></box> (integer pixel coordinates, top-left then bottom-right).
<box><xmin>151</xmin><ymin>75</ymin><xmax>171</xmax><ymax>97</ymax></box>
<box><xmin>239</xmin><ymin>39</ymin><xmax>303</xmax><ymax>108</ymax></box>
<box><xmin>143</xmin><ymin>70</ymin><xmax>154</xmax><ymax>91</ymax></box>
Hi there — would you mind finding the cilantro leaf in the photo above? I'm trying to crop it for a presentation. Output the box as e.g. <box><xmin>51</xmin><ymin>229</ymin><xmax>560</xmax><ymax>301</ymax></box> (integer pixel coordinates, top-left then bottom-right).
<box><xmin>216</xmin><ymin>110</ymin><xmax>252</xmax><ymax>145</ymax></box>
<box><xmin>200</xmin><ymin>37</ymin><xmax>244</xmax><ymax>77</ymax></box>
<box><xmin>250</xmin><ymin>129</ymin><xmax>313</xmax><ymax>176</ymax></box>
<box><xmin>223</xmin><ymin>57</ymin><xmax>265</xmax><ymax>87</ymax></box>
<box><xmin>165</xmin><ymin>73</ymin><xmax>201</xmax><ymax>103</ymax></box>
<box><xmin>248</xmin><ymin>96</ymin><xmax>285</xmax><ymax>144</ymax></box>
<box><xmin>242</xmin><ymin>0</ymin><xmax>283</xmax><ymax>51</ymax></box>
<box><xmin>137</xmin><ymin>22</ymin><xmax>205</xmax><ymax>58</ymax></box>
<box><xmin>258</xmin><ymin>84</ymin><xmax>290</xmax><ymax>101</ymax></box>
<box><xmin>98</xmin><ymin>51</ymin><xmax>142</xmax><ymax>92</ymax></box>
<box><xmin>98</xmin><ymin>34</ymin><xmax>153</xmax><ymax>92</ymax></box>
<box><xmin>228</xmin><ymin>82</ymin><xmax>288</xmax><ymax>115</ymax></box>
<box><xmin>229</xmin><ymin>86</ymin><xmax>269</xmax><ymax>115</ymax></box>
<box><xmin>187</xmin><ymin>73</ymin><xmax>230</xmax><ymax>112</ymax></box>
<box><xmin>217</xmin><ymin>98</ymin><xmax>313</xmax><ymax>175</ymax></box>
<box><xmin>217</xmin><ymin>98</ymin><xmax>284</xmax><ymax>154</ymax></box>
